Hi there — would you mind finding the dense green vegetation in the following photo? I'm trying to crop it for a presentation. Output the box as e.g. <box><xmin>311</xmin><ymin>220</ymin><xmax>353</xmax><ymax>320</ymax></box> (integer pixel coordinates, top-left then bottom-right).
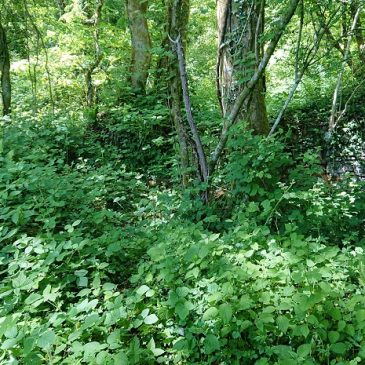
<box><xmin>1</xmin><ymin>0</ymin><xmax>365</xmax><ymax>364</ymax></box>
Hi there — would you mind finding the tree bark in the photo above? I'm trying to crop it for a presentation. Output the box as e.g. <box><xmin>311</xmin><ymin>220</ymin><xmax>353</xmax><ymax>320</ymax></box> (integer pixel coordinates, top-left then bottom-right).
<box><xmin>126</xmin><ymin>0</ymin><xmax>151</xmax><ymax>94</ymax></box>
<box><xmin>171</xmin><ymin>36</ymin><xmax>209</xmax><ymax>190</ymax></box>
<box><xmin>210</xmin><ymin>0</ymin><xmax>300</xmax><ymax>173</ymax></box>
<box><xmin>329</xmin><ymin>3</ymin><xmax>363</xmax><ymax>132</ymax></box>
<box><xmin>217</xmin><ymin>0</ymin><xmax>268</xmax><ymax>135</ymax></box>
<box><xmin>84</xmin><ymin>0</ymin><xmax>104</xmax><ymax>108</ymax></box>
<box><xmin>0</xmin><ymin>22</ymin><xmax>11</xmax><ymax>116</ymax></box>
<box><xmin>167</xmin><ymin>0</ymin><xmax>191</xmax><ymax>187</ymax></box>
<box><xmin>351</xmin><ymin>1</ymin><xmax>365</xmax><ymax>62</ymax></box>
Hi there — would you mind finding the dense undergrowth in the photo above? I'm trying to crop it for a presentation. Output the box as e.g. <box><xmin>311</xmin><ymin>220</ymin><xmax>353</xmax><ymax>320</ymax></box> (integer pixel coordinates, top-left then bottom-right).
<box><xmin>1</xmin><ymin>113</ymin><xmax>365</xmax><ymax>365</ymax></box>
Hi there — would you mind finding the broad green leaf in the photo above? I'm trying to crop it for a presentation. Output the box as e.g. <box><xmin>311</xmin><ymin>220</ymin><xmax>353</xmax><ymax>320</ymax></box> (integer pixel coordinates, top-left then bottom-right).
<box><xmin>24</xmin><ymin>293</ymin><xmax>43</xmax><ymax>306</ymax></box>
<box><xmin>37</xmin><ymin>330</ymin><xmax>56</xmax><ymax>349</ymax></box>
<box><xmin>277</xmin><ymin>316</ymin><xmax>290</xmax><ymax>333</ymax></box>
<box><xmin>299</xmin><ymin>324</ymin><xmax>310</xmax><ymax>338</ymax></box>
<box><xmin>173</xmin><ymin>339</ymin><xmax>188</xmax><ymax>351</ymax></box>
<box><xmin>147</xmin><ymin>338</ymin><xmax>164</xmax><ymax>357</ymax></box>
<box><xmin>219</xmin><ymin>303</ymin><xmax>233</xmax><ymax>324</ymax></box>
<box><xmin>175</xmin><ymin>302</ymin><xmax>190</xmax><ymax>320</ymax></box>
<box><xmin>148</xmin><ymin>246</ymin><xmax>165</xmax><ymax>261</ymax></box>
<box><xmin>238</xmin><ymin>294</ymin><xmax>253</xmax><ymax>310</ymax></box>
<box><xmin>1</xmin><ymin>338</ymin><xmax>18</xmax><ymax>350</ymax></box>
<box><xmin>136</xmin><ymin>285</ymin><xmax>150</xmax><ymax>296</ymax></box>
<box><xmin>107</xmin><ymin>330</ymin><xmax>121</xmax><ymax>349</ymax></box>
<box><xmin>297</xmin><ymin>343</ymin><xmax>311</xmax><ymax>358</ymax></box>
<box><xmin>144</xmin><ymin>314</ymin><xmax>158</xmax><ymax>325</ymax></box>
<box><xmin>84</xmin><ymin>341</ymin><xmax>102</xmax><ymax>360</ymax></box>
<box><xmin>203</xmin><ymin>307</ymin><xmax>219</xmax><ymax>321</ymax></box>
<box><xmin>356</xmin><ymin>309</ymin><xmax>365</xmax><ymax>322</ymax></box>
<box><xmin>204</xmin><ymin>334</ymin><xmax>220</xmax><ymax>354</ymax></box>
<box><xmin>114</xmin><ymin>351</ymin><xmax>128</xmax><ymax>365</ymax></box>
<box><xmin>328</xmin><ymin>331</ymin><xmax>340</xmax><ymax>344</ymax></box>
<box><xmin>0</xmin><ymin>316</ymin><xmax>16</xmax><ymax>338</ymax></box>
<box><xmin>4</xmin><ymin>324</ymin><xmax>17</xmax><ymax>339</ymax></box>
<box><xmin>330</xmin><ymin>342</ymin><xmax>347</xmax><ymax>355</ymax></box>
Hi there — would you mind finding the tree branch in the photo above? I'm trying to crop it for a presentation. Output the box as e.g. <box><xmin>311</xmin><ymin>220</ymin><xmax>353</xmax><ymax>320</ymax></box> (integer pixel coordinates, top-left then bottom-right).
<box><xmin>169</xmin><ymin>35</ymin><xmax>209</xmax><ymax>189</ymax></box>
<box><xmin>329</xmin><ymin>2</ymin><xmax>363</xmax><ymax>132</ymax></box>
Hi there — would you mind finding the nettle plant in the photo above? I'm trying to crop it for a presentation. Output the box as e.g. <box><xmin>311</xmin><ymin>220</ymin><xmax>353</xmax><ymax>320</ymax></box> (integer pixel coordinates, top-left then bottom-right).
<box><xmin>127</xmin><ymin>221</ymin><xmax>365</xmax><ymax>364</ymax></box>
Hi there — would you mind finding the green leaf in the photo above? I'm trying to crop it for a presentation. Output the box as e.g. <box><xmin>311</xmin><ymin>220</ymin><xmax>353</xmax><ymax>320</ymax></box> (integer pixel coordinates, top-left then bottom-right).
<box><xmin>114</xmin><ymin>351</ymin><xmax>128</xmax><ymax>365</ymax></box>
<box><xmin>1</xmin><ymin>338</ymin><xmax>18</xmax><ymax>350</ymax></box>
<box><xmin>37</xmin><ymin>330</ymin><xmax>56</xmax><ymax>349</ymax></box>
<box><xmin>147</xmin><ymin>338</ymin><xmax>164</xmax><ymax>357</ymax></box>
<box><xmin>0</xmin><ymin>316</ymin><xmax>16</xmax><ymax>338</ymax></box>
<box><xmin>136</xmin><ymin>285</ymin><xmax>150</xmax><ymax>296</ymax></box>
<box><xmin>148</xmin><ymin>246</ymin><xmax>165</xmax><ymax>261</ymax></box>
<box><xmin>78</xmin><ymin>276</ymin><xmax>88</xmax><ymax>287</ymax></box>
<box><xmin>96</xmin><ymin>351</ymin><xmax>109</xmax><ymax>365</ymax></box>
<box><xmin>103</xmin><ymin>283</ymin><xmax>116</xmax><ymax>291</ymax></box>
<box><xmin>84</xmin><ymin>341</ymin><xmax>102</xmax><ymax>360</ymax></box>
<box><xmin>277</xmin><ymin>316</ymin><xmax>290</xmax><ymax>333</ymax></box>
<box><xmin>175</xmin><ymin>302</ymin><xmax>190</xmax><ymax>320</ymax></box>
<box><xmin>239</xmin><ymin>294</ymin><xmax>253</xmax><ymax>309</ymax></box>
<box><xmin>23</xmin><ymin>337</ymin><xmax>35</xmax><ymax>355</ymax></box>
<box><xmin>144</xmin><ymin>314</ymin><xmax>158</xmax><ymax>325</ymax></box>
<box><xmin>356</xmin><ymin>309</ymin><xmax>365</xmax><ymax>322</ymax></box>
<box><xmin>204</xmin><ymin>334</ymin><xmax>220</xmax><ymax>354</ymax></box>
<box><xmin>176</xmin><ymin>287</ymin><xmax>189</xmax><ymax>297</ymax></box>
<box><xmin>330</xmin><ymin>342</ymin><xmax>347</xmax><ymax>355</ymax></box>
<box><xmin>146</xmin><ymin>289</ymin><xmax>155</xmax><ymax>297</ymax></box>
<box><xmin>24</xmin><ymin>293</ymin><xmax>43</xmax><ymax>306</ymax></box>
<box><xmin>141</xmin><ymin>308</ymin><xmax>150</xmax><ymax>318</ymax></box>
<box><xmin>173</xmin><ymin>339</ymin><xmax>188</xmax><ymax>351</ymax></box>
<box><xmin>328</xmin><ymin>331</ymin><xmax>340</xmax><ymax>344</ymax></box>
<box><xmin>203</xmin><ymin>307</ymin><xmax>219</xmax><ymax>321</ymax></box>
<box><xmin>297</xmin><ymin>343</ymin><xmax>311</xmax><ymax>358</ymax></box>
<box><xmin>107</xmin><ymin>329</ymin><xmax>120</xmax><ymax>349</ymax></box>
<box><xmin>219</xmin><ymin>303</ymin><xmax>233</xmax><ymax>324</ymax></box>
<box><xmin>5</xmin><ymin>324</ymin><xmax>17</xmax><ymax>339</ymax></box>
<box><xmin>299</xmin><ymin>324</ymin><xmax>310</xmax><ymax>338</ymax></box>
<box><xmin>329</xmin><ymin>307</ymin><xmax>341</xmax><ymax>320</ymax></box>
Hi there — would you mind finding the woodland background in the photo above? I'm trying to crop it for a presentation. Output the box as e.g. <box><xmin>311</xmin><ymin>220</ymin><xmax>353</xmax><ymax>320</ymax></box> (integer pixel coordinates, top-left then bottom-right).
<box><xmin>1</xmin><ymin>0</ymin><xmax>365</xmax><ymax>364</ymax></box>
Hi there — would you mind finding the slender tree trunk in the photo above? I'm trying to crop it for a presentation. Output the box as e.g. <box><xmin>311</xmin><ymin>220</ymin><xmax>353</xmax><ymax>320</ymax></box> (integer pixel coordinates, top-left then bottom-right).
<box><xmin>171</xmin><ymin>36</ymin><xmax>209</xmax><ymax>191</ymax></box>
<box><xmin>351</xmin><ymin>1</ymin><xmax>365</xmax><ymax>62</ymax></box>
<box><xmin>329</xmin><ymin>4</ymin><xmax>362</xmax><ymax>131</ymax></box>
<box><xmin>270</xmin><ymin>1</ymin><xmax>326</xmax><ymax>135</ymax></box>
<box><xmin>167</xmin><ymin>0</ymin><xmax>191</xmax><ymax>187</ymax></box>
<box><xmin>0</xmin><ymin>22</ymin><xmax>11</xmax><ymax>116</ymax></box>
<box><xmin>126</xmin><ymin>0</ymin><xmax>151</xmax><ymax>94</ymax></box>
<box><xmin>217</xmin><ymin>0</ymin><xmax>268</xmax><ymax>135</ymax></box>
<box><xmin>24</xmin><ymin>1</ymin><xmax>55</xmax><ymax>114</ymax></box>
<box><xmin>84</xmin><ymin>0</ymin><xmax>104</xmax><ymax>108</ymax></box>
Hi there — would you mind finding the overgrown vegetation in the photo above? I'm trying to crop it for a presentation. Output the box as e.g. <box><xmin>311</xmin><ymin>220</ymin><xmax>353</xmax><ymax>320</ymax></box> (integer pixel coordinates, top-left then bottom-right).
<box><xmin>1</xmin><ymin>0</ymin><xmax>365</xmax><ymax>364</ymax></box>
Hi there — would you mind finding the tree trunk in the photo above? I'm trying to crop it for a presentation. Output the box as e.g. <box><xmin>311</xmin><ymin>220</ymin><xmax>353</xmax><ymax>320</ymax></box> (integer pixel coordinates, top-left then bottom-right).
<box><xmin>172</xmin><ymin>36</ymin><xmax>209</xmax><ymax>190</ymax></box>
<box><xmin>210</xmin><ymin>0</ymin><xmax>300</xmax><ymax>173</ymax></box>
<box><xmin>217</xmin><ymin>0</ymin><xmax>268</xmax><ymax>134</ymax></box>
<box><xmin>351</xmin><ymin>1</ymin><xmax>365</xmax><ymax>63</ymax></box>
<box><xmin>84</xmin><ymin>0</ymin><xmax>104</xmax><ymax>108</ymax></box>
<box><xmin>0</xmin><ymin>22</ymin><xmax>11</xmax><ymax>116</ymax></box>
<box><xmin>329</xmin><ymin>4</ymin><xmax>362</xmax><ymax>131</ymax></box>
<box><xmin>126</xmin><ymin>0</ymin><xmax>151</xmax><ymax>94</ymax></box>
<box><xmin>167</xmin><ymin>0</ymin><xmax>191</xmax><ymax>186</ymax></box>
